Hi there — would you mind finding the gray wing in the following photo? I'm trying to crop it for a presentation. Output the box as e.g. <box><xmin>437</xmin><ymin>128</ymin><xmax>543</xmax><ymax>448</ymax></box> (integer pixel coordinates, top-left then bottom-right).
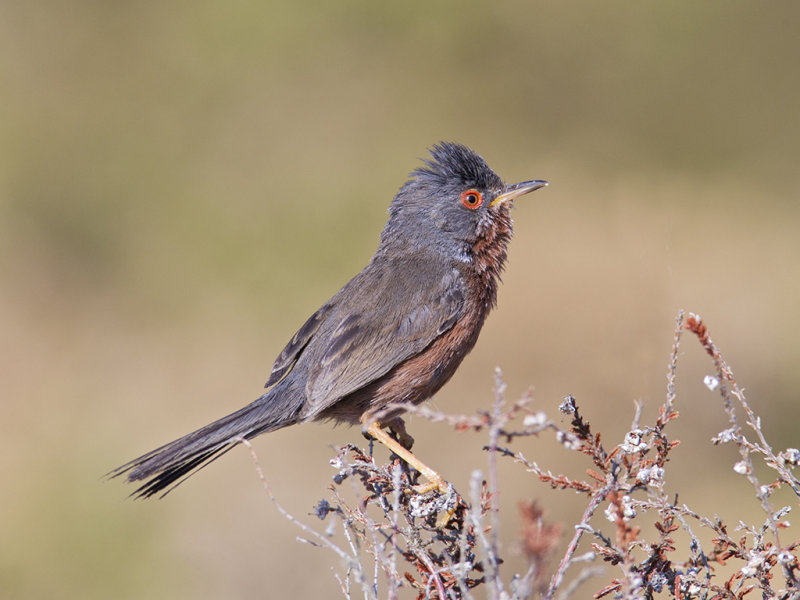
<box><xmin>303</xmin><ymin>259</ymin><xmax>464</xmax><ymax>414</ymax></box>
<box><xmin>264</xmin><ymin>302</ymin><xmax>334</xmax><ymax>388</ymax></box>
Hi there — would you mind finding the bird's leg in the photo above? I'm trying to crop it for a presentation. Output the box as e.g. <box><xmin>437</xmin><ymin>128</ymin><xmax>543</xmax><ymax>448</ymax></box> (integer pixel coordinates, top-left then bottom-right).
<box><xmin>385</xmin><ymin>416</ymin><xmax>415</xmax><ymax>450</ymax></box>
<box><xmin>362</xmin><ymin>419</ymin><xmax>448</xmax><ymax>494</ymax></box>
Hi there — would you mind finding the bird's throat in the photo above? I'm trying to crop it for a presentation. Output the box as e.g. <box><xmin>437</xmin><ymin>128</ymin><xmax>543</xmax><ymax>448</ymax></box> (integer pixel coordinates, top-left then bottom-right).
<box><xmin>468</xmin><ymin>208</ymin><xmax>513</xmax><ymax>310</ymax></box>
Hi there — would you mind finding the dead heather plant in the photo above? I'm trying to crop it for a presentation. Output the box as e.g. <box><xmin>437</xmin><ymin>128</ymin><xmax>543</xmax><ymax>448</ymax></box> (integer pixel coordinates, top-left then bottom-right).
<box><xmin>242</xmin><ymin>311</ymin><xmax>800</xmax><ymax>599</ymax></box>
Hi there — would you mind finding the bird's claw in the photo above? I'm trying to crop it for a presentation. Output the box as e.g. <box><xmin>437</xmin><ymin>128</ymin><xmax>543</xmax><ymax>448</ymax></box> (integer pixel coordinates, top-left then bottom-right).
<box><xmin>387</xmin><ymin>417</ymin><xmax>415</xmax><ymax>450</ymax></box>
<box><xmin>412</xmin><ymin>475</ymin><xmax>449</xmax><ymax>495</ymax></box>
<box><xmin>412</xmin><ymin>476</ymin><xmax>457</xmax><ymax>527</ymax></box>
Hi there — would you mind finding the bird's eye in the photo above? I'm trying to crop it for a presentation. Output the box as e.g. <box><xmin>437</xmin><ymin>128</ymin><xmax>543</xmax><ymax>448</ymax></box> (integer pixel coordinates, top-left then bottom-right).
<box><xmin>460</xmin><ymin>189</ymin><xmax>483</xmax><ymax>210</ymax></box>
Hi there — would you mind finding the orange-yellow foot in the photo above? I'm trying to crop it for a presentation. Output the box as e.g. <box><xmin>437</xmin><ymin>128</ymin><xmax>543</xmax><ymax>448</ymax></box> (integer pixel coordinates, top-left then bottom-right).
<box><xmin>415</xmin><ymin>477</ymin><xmax>457</xmax><ymax>528</ymax></box>
<box><xmin>413</xmin><ymin>474</ymin><xmax>448</xmax><ymax>495</ymax></box>
<box><xmin>361</xmin><ymin>418</ymin><xmax>457</xmax><ymax>527</ymax></box>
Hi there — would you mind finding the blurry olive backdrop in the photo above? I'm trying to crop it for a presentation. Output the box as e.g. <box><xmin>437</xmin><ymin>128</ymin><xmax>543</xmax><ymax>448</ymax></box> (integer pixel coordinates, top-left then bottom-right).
<box><xmin>2</xmin><ymin>1</ymin><xmax>799</xmax><ymax>598</ymax></box>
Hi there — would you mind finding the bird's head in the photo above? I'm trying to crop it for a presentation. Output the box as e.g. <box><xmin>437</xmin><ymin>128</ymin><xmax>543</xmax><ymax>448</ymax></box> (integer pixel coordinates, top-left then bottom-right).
<box><xmin>379</xmin><ymin>142</ymin><xmax>547</xmax><ymax>259</ymax></box>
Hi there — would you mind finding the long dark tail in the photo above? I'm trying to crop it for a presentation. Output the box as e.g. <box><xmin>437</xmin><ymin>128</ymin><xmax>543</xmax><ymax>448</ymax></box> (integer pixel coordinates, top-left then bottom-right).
<box><xmin>109</xmin><ymin>386</ymin><xmax>303</xmax><ymax>499</ymax></box>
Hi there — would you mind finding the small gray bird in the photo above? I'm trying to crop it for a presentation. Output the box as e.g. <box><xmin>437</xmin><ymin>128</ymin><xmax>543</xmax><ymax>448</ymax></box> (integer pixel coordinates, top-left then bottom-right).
<box><xmin>111</xmin><ymin>142</ymin><xmax>547</xmax><ymax>498</ymax></box>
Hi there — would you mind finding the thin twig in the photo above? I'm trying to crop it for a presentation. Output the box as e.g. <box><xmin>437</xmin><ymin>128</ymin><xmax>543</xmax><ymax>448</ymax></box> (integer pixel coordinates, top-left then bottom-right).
<box><xmin>544</xmin><ymin>485</ymin><xmax>612</xmax><ymax>600</ymax></box>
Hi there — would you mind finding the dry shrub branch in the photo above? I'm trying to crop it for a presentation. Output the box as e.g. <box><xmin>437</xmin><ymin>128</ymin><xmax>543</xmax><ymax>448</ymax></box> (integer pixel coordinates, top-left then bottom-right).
<box><xmin>246</xmin><ymin>311</ymin><xmax>800</xmax><ymax>599</ymax></box>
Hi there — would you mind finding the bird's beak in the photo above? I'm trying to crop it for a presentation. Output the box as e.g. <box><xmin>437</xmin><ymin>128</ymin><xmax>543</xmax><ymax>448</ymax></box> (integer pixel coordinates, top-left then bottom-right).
<box><xmin>490</xmin><ymin>180</ymin><xmax>549</xmax><ymax>207</ymax></box>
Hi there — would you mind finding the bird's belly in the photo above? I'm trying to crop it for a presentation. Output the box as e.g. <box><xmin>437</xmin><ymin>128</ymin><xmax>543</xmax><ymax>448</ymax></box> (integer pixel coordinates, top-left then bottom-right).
<box><xmin>316</xmin><ymin>306</ymin><xmax>487</xmax><ymax>425</ymax></box>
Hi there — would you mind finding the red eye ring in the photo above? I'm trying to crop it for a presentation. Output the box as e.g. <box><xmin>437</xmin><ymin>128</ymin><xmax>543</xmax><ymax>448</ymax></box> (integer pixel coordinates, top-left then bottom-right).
<box><xmin>460</xmin><ymin>189</ymin><xmax>483</xmax><ymax>210</ymax></box>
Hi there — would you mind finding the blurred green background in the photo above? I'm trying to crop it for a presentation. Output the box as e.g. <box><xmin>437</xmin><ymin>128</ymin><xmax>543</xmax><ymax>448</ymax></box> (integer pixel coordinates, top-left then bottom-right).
<box><xmin>2</xmin><ymin>1</ymin><xmax>799</xmax><ymax>598</ymax></box>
